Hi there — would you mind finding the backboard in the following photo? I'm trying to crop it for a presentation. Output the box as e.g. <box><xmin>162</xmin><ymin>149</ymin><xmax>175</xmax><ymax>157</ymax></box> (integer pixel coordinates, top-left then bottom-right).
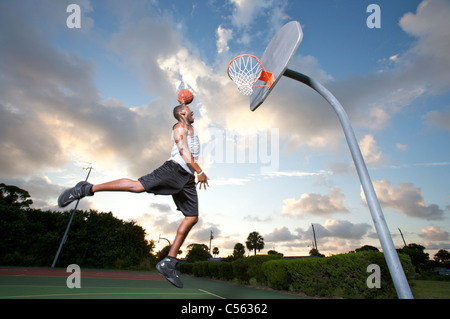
<box><xmin>250</xmin><ymin>21</ymin><xmax>303</xmax><ymax>111</ymax></box>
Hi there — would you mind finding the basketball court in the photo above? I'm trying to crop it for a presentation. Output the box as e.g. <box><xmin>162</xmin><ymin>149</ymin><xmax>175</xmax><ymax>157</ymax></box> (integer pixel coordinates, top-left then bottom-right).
<box><xmin>0</xmin><ymin>267</ymin><xmax>304</xmax><ymax>299</ymax></box>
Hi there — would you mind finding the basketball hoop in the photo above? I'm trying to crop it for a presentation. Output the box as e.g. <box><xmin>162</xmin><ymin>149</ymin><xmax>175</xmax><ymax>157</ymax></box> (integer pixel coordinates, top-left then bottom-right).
<box><xmin>227</xmin><ymin>54</ymin><xmax>274</xmax><ymax>96</ymax></box>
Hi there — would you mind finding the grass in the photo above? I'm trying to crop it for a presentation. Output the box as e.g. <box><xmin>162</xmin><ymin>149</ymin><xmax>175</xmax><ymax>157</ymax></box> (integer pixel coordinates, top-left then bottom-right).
<box><xmin>410</xmin><ymin>280</ymin><xmax>450</xmax><ymax>299</ymax></box>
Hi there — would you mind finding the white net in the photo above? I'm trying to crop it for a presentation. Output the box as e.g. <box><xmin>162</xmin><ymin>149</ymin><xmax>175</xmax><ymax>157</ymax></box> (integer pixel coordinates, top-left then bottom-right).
<box><xmin>228</xmin><ymin>55</ymin><xmax>263</xmax><ymax>96</ymax></box>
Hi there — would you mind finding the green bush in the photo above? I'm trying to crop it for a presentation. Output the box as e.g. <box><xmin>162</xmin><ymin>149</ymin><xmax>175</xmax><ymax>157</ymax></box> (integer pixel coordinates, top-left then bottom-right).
<box><xmin>247</xmin><ymin>254</ymin><xmax>283</xmax><ymax>284</ymax></box>
<box><xmin>192</xmin><ymin>261</ymin><xmax>210</xmax><ymax>277</ymax></box>
<box><xmin>179</xmin><ymin>252</ymin><xmax>414</xmax><ymax>298</ymax></box>
<box><xmin>208</xmin><ymin>261</ymin><xmax>220</xmax><ymax>279</ymax></box>
<box><xmin>179</xmin><ymin>262</ymin><xmax>193</xmax><ymax>274</ymax></box>
<box><xmin>261</xmin><ymin>259</ymin><xmax>291</xmax><ymax>290</ymax></box>
<box><xmin>217</xmin><ymin>262</ymin><xmax>234</xmax><ymax>280</ymax></box>
<box><xmin>263</xmin><ymin>252</ymin><xmax>414</xmax><ymax>299</ymax></box>
<box><xmin>232</xmin><ymin>258</ymin><xmax>250</xmax><ymax>283</ymax></box>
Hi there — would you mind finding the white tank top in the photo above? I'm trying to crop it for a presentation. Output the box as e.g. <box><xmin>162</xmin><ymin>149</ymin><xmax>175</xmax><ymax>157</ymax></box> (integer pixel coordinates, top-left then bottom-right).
<box><xmin>168</xmin><ymin>124</ymin><xmax>200</xmax><ymax>174</ymax></box>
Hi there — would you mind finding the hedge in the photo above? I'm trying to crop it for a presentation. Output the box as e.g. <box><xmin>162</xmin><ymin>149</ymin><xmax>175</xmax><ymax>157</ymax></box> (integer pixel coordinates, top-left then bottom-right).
<box><xmin>179</xmin><ymin>254</ymin><xmax>282</xmax><ymax>284</ymax></box>
<box><xmin>262</xmin><ymin>251</ymin><xmax>414</xmax><ymax>299</ymax></box>
<box><xmin>179</xmin><ymin>252</ymin><xmax>414</xmax><ymax>299</ymax></box>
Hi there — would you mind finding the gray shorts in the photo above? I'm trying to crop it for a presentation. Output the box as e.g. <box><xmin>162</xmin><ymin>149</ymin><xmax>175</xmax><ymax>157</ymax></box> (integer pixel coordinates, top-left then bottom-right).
<box><xmin>138</xmin><ymin>161</ymin><xmax>198</xmax><ymax>217</ymax></box>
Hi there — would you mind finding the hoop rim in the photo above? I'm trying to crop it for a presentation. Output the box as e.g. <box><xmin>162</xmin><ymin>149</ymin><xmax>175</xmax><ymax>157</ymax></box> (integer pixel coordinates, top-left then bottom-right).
<box><xmin>227</xmin><ymin>54</ymin><xmax>274</xmax><ymax>90</ymax></box>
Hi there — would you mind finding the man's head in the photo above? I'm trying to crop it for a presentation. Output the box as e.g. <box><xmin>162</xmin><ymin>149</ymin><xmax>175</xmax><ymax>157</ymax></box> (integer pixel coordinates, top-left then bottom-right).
<box><xmin>173</xmin><ymin>104</ymin><xmax>194</xmax><ymax>124</ymax></box>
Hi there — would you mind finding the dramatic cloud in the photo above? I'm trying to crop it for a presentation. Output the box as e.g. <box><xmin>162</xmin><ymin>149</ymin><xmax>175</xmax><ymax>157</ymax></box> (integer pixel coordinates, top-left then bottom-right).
<box><xmin>419</xmin><ymin>226</ymin><xmax>449</xmax><ymax>241</ymax></box>
<box><xmin>294</xmin><ymin>220</ymin><xmax>373</xmax><ymax>252</ymax></box>
<box><xmin>398</xmin><ymin>0</ymin><xmax>450</xmax><ymax>93</ymax></box>
<box><xmin>282</xmin><ymin>187</ymin><xmax>349</xmax><ymax>218</ymax></box>
<box><xmin>363</xmin><ymin>179</ymin><xmax>447</xmax><ymax>220</ymax></box>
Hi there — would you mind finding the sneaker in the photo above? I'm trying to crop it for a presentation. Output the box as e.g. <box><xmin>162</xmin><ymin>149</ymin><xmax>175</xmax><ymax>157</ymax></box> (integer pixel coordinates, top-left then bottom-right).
<box><xmin>156</xmin><ymin>257</ymin><xmax>183</xmax><ymax>288</ymax></box>
<box><xmin>58</xmin><ymin>181</ymin><xmax>93</xmax><ymax>207</ymax></box>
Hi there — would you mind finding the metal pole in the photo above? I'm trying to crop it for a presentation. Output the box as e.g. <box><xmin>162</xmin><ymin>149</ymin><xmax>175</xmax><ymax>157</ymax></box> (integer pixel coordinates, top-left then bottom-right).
<box><xmin>209</xmin><ymin>230</ymin><xmax>214</xmax><ymax>253</ymax></box>
<box><xmin>283</xmin><ymin>69</ymin><xmax>413</xmax><ymax>299</ymax></box>
<box><xmin>398</xmin><ymin>228</ymin><xmax>408</xmax><ymax>247</ymax></box>
<box><xmin>51</xmin><ymin>166</ymin><xmax>92</xmax><ymax>268</ymax></box>
<box><xmin>311</xmin><ymin>224</ymin><xmax>318</xmax><ymax>251</ymax></box>
<box><xmin>158</xmin><ymin>234</ymin><xmax>171</xmax><ymax>248</ymax></box>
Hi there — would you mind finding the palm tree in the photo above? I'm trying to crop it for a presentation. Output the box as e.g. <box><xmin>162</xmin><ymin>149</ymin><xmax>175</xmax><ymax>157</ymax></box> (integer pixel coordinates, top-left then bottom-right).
<box><xmin>245</xmin><ymin>231</ymin><xmax>264</xmax><ymax>255</ymax></box>
<box><xmin>212</xmin><ymin>247</ymin><xmax>219</xmax><ymax>257</ymax></box>
<box><xmin>233</xmin><ymin>243</ymin><xmax>245</xmax><ymax>259</ymax></box>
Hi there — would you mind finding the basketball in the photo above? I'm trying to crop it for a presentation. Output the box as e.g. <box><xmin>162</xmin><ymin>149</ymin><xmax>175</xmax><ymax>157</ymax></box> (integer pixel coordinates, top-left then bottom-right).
<box><xmin>177</xmin><ymin>89</ymin><xmax>194</xmax><ymax>105</ymax></box>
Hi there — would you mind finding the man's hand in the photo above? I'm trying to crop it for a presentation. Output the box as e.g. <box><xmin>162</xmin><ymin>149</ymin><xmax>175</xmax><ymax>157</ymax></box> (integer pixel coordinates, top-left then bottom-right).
<box><xmin>196</xmin><ymin>173</ymin><xmax>210</xmax><ymax>190</ymax></box>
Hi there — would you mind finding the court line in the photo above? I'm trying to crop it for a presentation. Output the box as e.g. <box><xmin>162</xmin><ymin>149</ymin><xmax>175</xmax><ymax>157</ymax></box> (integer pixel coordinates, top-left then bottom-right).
<box><xmin>198</xmin><ymin>289</ymin><xmax>225</xmax><ymax>299</ymax></box>
<box><xmin>0</xmin><ymin>292</ymin><xmax>205</xmax><ymax>299</ymax></box>
<box><xmin>0</xmin><ymin>285</ymin><xmax>192</xmax><ymax>290</ymax></box>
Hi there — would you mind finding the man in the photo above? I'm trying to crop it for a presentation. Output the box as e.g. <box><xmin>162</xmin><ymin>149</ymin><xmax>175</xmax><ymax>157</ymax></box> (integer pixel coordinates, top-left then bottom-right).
<box><xmin>57</xmin><ymin>104</ymin><xmax>209</xmax><ymax>288</ymax></box>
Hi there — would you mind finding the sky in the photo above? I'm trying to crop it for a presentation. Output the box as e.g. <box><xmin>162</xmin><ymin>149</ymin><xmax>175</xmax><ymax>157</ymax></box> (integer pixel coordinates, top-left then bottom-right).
<box><xmin>1</xmin><ymin>0</ymin><xmax>449</xmax><ymax>259</ymax></box>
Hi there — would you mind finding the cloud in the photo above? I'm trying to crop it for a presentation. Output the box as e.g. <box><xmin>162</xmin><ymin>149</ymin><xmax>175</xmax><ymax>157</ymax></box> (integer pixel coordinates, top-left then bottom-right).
<box><xmin>242</xmin><ymin>215</ymin><xmax>272</xmax><ymax>223</ymax></box>
<box><xmin>216</xmin><ymin>25</ymin><xmax>233</xmax><ymax>54</ymax></box>
<box><xmin>398</xmin><ymin>0</ymin><xmax>450</xmax><ymax>93</ymax></box>
<box><xmin>189</xmin><ymin>219</ymin><xmax>221</xmax><ymax>243</ymax></box>
<box><xmin>419</xmin><ymin>226</ymin><xmax>449</xmax><ymax>241</ymax></box>
<box><xmin>229</xmin><ymin>0</ymin><xmax>274</xmax><ymax>29</ymax></box>
<box><xmin>315</xmin><ymin>220</ymin><xmax>372</xmax><ymax>240</ymax></box>
<box><xmin>149</xmin><ymin>203</ymin><xmax>172</xmax><ymax>213</ymax></box>
<box><xmin>359</xmin><ymin>134</ymin><xmax>385</xmax><ymax>166</ymax></box>
<box><xmin>228</xmin><ymin>0</ymin><xmax>289</xmax><ymax>46</ymax></box>
<box><xmin>212</xmin><ymin>178</ymin><xmax>252</xmax><ymax>186</ymax></box>
<box><xmin>261</xmin><ymin>170</ymin><xmax>330</xmax><ymax>178</ymax></box>
<box><xmin>282</xmin><ymin>187</ymin><xmax>349</xmax><ymax>218</ymax></box>
<box><xmin>327</xmin><ymin>134</ymin><xmax>386</xmax><ymax>174</ymax></box>
<box><xmin>0</xmin><ymin>2</ymin><xmax>190</xmax><ymax>181</ymax></box>
<box><xmin>264</xmin><ymin>226</ymin><xmax>299</xmax><ymax>243</ymax></box>
<box><xmin>363</xmin><ymin>179</ymin><xmax>447</xmax><ymax>220</ymax></box>
<box><xmin>396</xmin><ymin>143</ymin><xmax>408</xmax><ymax>151</ymax></box>
<box><xmin>422</xmin><ymin>106</ymin><xmax>450</xmax><ymax>131</ymax></box>
<box><xmin>137</xmin><ymin>213</ymin><xmax>183</xmax><ymax>235</ymax></box>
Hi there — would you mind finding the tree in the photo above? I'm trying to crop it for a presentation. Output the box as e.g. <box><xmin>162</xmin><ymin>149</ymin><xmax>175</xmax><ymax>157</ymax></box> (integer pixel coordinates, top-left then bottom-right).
<box><xmin>245</xmin><ymin>232</ymin><xmax>264</xmax><ymax>255</ymax></box>
<box><xmin>354</xmin><ymin>245</ymin><xmax>379</xmax><ymax>253</ymax></box>
<box><xmin>233</xmin><ymin>243</ymin><xmax>245</xmax><ymax>259</ymax></box>
<box><xmin>397</xmin><ymin>243</ymin><xmax>430</xmax><ymax>272</ymax></box>
<box><xmin>434</xmin><ymin>249</ymin><xmax>450</xmax><ymax>265</ymax></box>
<box><xmin>185</xmin><ymin>243</ymin><xmax>211</xmax><ymax>263</ymax></box>
<box><xmin>0</xmin><ymin>184</ymin><xmax>156</xmax><ymax>268</ymax></box>
<box><xmin>268</xmin><ymin>250</ymin><xmax>283</xmax><ymax>257</ymax></box>
<box><xmin>0</xmin><ymin>183</ymin><xmax>33</xmax><ymax>208</ymax></box>
<box><xmin>309</xmin><ymin>248</ymin><xmax>325</xmax><ymax>257</ymax></box>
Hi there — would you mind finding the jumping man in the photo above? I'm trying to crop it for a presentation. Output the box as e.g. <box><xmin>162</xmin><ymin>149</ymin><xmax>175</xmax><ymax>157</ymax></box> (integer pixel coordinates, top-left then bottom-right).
<box><xmin>57</xmin><ymin>104</ymin><xmax>209</xmax><ymax>288</ymax></box>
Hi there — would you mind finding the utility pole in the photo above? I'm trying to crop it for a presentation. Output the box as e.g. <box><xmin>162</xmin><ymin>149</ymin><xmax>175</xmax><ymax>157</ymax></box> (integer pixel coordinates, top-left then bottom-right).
<box><xmin>51</xmin><ymin>165</ymin><xmax>93</xmax><ymax>268</ymax></box>
<box><xmin>311</xmin><ymin>224</ymin><xmax>318</xmax><ymax>251</ymax></box>
<box><xmin>398</xmin><ymin>228</ymin><xmax>407</xmax><ymax>247</ymax></box>
<box><xmin>209</xmin><ymin>230</ymin><xmax>214</xmax><ymax>253</ymax></box>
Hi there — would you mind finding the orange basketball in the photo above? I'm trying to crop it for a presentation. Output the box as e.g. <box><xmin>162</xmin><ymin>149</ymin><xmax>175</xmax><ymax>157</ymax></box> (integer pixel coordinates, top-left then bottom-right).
<box><xmin>177</xmin><ymin>89</ymin><xmax>194</xmax><ymax>105</ymax></box>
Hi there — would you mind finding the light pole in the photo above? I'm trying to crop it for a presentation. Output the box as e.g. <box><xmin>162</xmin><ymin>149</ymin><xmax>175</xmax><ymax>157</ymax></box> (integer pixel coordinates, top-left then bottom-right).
<box><xmin>51</xmin><ymin>165</ymin><xmax>93</xmax><ymax>268</ymax></box>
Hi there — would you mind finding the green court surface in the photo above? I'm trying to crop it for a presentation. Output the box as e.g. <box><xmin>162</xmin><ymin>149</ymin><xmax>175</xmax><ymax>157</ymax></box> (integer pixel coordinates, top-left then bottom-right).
<box><xmin>0</xmin><ymin>268</ymin><xmax>305</xmax><ymax>299</ymax></box>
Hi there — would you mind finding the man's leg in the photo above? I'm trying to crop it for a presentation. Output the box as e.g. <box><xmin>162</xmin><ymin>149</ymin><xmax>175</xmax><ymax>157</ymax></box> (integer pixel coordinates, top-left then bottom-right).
<box><xmin>168</xmin><ymin>216</ymin><xmax>198</xmax><ymax>257</ymax></box>
<box><xmin>58</xmin><ymin>178</ymin><xmax>145</xmax><ymax>207</ymax></box>
<box><xmin>92</xmin><ymin>178</ymin><xmax>145</xmax><ymax>193</ymax></box>
<box><xmin>157</xmin><ymin>216</ymin><xmax>198</xmax><ymax>288</ymax></box>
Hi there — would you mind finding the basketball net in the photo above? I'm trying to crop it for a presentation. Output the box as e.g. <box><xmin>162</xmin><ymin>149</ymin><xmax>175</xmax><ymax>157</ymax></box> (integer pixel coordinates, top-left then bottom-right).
<box><xmin>227</xmin><ymin>55</ymin><xmax>274</xmax><ymax>96</ymax></box>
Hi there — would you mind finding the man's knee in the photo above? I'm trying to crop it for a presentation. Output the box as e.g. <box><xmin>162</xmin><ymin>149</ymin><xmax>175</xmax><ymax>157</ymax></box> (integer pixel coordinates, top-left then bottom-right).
<box><xmin>186</xmin><ymin>216</ymin><xmax>199</xmax><ymax>226</ymax></box>
<box><xmin>130</xmin><ymin>180</ymin><xmax>145</xmax><ymax>193</ymax></box>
